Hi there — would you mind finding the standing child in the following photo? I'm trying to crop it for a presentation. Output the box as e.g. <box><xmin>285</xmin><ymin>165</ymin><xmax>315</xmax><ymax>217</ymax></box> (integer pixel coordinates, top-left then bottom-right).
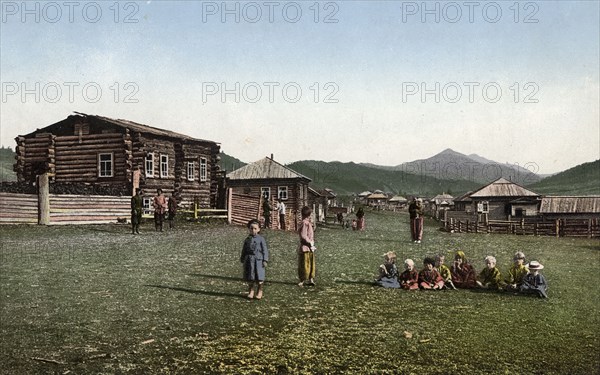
<box><xmin>450</xmin><ymin>251</ymin><xmax>477</xmax><ymax>289</ymax></box>
<box><xmin>375</xmin><ymin>251</ymin><xmax>400</xmax><ymax>288</ymax></box>
<box><xmin>435</xmin><ymin>254</ymin><xmax>456</xmax><ymax>290</ymax></box>
<box><xmin>477</xmin><ymin>255</ymin><xmax>503</xmax><ymax>290</ymax></box>
<box><xmin>298</xmin><ymin>206</ymin><xmax>316</xmax><ymax>287</ymax></box>
<box><xmin>419</xmin><ymin>257</ymin><xmax>444</xmax><ymax>290</ymax></box>
<box><xmin>131</xmin><ymin>188</ymin><xmax>143</xmax><ymax>235</ymax></box>
<box><xmin>505</xmin><ymin>251</ymin><xmax>528</xmax><ymax>292</ymax></box>
<box><xmin>399</xmin><ymin>259</ymin><xmax>419</xmax><ymax>290</ymax></box>
<box><xmin>240</xmin><ymin>219</ymin><xmax>269</xmax><ymax>300</ymax></box>
<box><xmin>520</xmin><ymin>261</ymin><xmax>548</xmax><ymax>298</ymax></box>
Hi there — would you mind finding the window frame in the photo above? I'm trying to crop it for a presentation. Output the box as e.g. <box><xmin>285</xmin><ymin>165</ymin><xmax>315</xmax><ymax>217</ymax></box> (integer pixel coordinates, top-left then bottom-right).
<box><xmin>98</xmin><ymin>153</ymin><xmax>113</xmax><ymax>178</ymax></box>
<box><xmin>200</xmin><ymin>157</ymin><xmax>207</xmax><ymax>182</ymax></box>
<box><xmin>278</xmin><ymin>186</ymin><xmax>288</xmax><ymax>200</ymax></box>
<box><xmin>187</xmin><ymin>161</ymin><xmax>195</xmax><ymax>181</ymax></box>
<box><xmin>261</xmin><ymin>187</ymin><xmax>271</xmax><ymax>200</ymax></box>
<box><xmin>145</xmin><ymin>152</ymin><xmax>154</xmax><ymax>178</ymax></box>
<box><xmin>160</xmin><ymin>154</ymin><xmax>169</xmax><ymax>178</ymax></box>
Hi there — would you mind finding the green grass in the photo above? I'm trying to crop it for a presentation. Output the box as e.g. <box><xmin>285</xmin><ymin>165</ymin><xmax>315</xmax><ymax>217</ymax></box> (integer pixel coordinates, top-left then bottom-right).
<box><xmin>1</xmin><ymin>212</ymin><xmax>599</xmax><ymax>374</ymax></box>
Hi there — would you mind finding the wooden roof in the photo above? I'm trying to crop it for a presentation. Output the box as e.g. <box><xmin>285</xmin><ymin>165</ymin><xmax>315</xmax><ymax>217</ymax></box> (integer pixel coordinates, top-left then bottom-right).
<box><xmin>358</xmin><ymin>191</ymin><xmax>372</xmax><ymax>197</ymax></box>
<box><xmin>470</xmin><ymin>178</ymin><xmax>539</xmax><ymax>198</ymax></box>
<box><xmin>389</xmin><ymin>195</ymin><xmax>408</xmax><ymax>202</ymax></box>
<box><xmin>367</xmin><ymin>193</ymin><xmax>388</xmax><ymax>199</ymax></box>
<box><xmin>454</xmin><ymin>191</ymin><xmax>473</xmax><ymax>202</ymax></box>
<box><xmin>539</xmin><ymin>196</ymin><xmax>600</xmax><ymax>213</ymax></box>
<box><xmin>24</xmin><ymin>112</ymin><xmax>219</xmax><ymax>145</ymax></box>
<box><xmin>227</xmin><ymin>157</ymin><xmax>311</xmax><ymax>181</ymax></box>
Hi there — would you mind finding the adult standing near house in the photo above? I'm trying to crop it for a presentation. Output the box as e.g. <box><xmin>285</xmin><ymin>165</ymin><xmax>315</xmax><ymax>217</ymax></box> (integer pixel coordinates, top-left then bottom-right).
<box><xmin>409</xmin><ymin>197</ymin><xmax>424</xmax><ymax>243</ymax></box>
<box><xmin>356</xmin><ymin>207</ymin><xmax>365</xmax><ymax>230</ymax></box>
<box><xmin>153</xmin><ymin>188</ymin><xmax>168</xmax><ymax>232</ymax></box>
<box><xmin>298</xmin><ymin>206</ymin><xmax>316</xmax><ymax>287</ymax></box>
<box><xmin>131</xmin><ymin>188</ymin><xmax>143</xmax><ymax>235</ymax></box>
<box><xmin>167</xmin><ymin>194</ymin><xmax>177</xmax><ymax>230</ymax></box>
<box><xmin>262</xmin><ymin>195</ymin><xmax>272</xmax><ymax>228</ymax></box>
<box><xmin>276</xmin><ymin>198</ymin><xmax>286</xmax><ymax>230</ymax></box>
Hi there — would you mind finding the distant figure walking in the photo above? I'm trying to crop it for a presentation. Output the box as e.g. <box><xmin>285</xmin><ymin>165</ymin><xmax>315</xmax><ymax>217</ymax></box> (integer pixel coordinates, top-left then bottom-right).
<box><xmin>298</xmin><ymin>206</ymin><xmax>316</xmax><ymax>287</ymax></box>
<box><xmin>276</xmin><ymin>198</ymin><xmax>286</xmax><ymax>230</ymax></box>
<box><xmin>408</xmin><ymin>197</ymin><xmax>424</xmax><ymax>243</ymax></box>
<box><xmin>356</xmin><ymin>207</ymin><xmax>365</xmax><ymax>231</ymax></box>
<box><xmin>153</xmin><ymin>189</ymin><xmax>168</xmax><ymax>232</ymax></box>
<box><xmin>262</xmin><ymin>195</ymin><xmax>272</xmax><ymax>228</ymax></box>
<box><xmin>167</xmin><ymin>194</ymin><xmax>177</xmax><ymax>230</ymax></box>
<box><xmin>131</xmin><ymin>188</ymin><xmax>143</xmax><ymax>235</ymax></box>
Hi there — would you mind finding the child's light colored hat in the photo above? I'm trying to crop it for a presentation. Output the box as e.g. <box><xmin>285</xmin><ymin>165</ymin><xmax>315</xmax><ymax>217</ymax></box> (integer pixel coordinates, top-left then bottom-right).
<box><xmin>527</xmin><ymin>261</ymin><xmax>544</xmax><ymax>270</ymax></box>
<box><xmin>513</xmin><ymin>251</ymin><xmax>525</xmax><ymax>260</ymax></box>
<box><xmin>383</xmin><ymin>251</ymin><xmax>397</xmax><ymax>261</ymax></box>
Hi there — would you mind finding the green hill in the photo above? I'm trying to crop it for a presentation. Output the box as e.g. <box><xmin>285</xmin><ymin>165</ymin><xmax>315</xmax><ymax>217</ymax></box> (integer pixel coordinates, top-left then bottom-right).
<box><xmin>287</xmin><ymin>160</ymin><xmax>480</xmax><ymax>197</ymax></box>
<box><xmin>218</xmin><ymin>152</ymin><xmax>246</xmax><ymax>173</ymax></box>
<box><xmin>529</xmin><ymin>160</ymin><xmax>600</xmax><ymax>195</ymax></box>
<box><xmin>0</xmin><ymin>146</ymin><xmax>16</xmax><ymax>182</ymax></box>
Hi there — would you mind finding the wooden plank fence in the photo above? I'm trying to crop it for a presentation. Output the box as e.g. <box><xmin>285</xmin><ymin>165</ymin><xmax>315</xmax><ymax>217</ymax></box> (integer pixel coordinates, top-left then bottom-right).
<box><xmin>0</xmin><ymin>192</ymin><xmax>38</xmax><ymax>224</ymax></box>
<box><xmin>445</xmin><ymin>218</ymin><xmax>600</xmax><ymax>238</ymax></box>
<box><xmin>0</xmin><ymin>191</ymin><xmax>131</xmax><ymax>225</ymax></box>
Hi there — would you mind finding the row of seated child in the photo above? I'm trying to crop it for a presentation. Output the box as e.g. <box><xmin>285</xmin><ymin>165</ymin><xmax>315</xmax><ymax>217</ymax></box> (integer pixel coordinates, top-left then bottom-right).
<box><xmin>375</xmin><ymin>250</ymin><xmax>548</xmax><ymax>298</ymax></box>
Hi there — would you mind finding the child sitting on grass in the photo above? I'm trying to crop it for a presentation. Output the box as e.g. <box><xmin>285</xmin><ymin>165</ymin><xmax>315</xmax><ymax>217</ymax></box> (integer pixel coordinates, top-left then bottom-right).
<box><xmin>505</xmin><ymin>251</ymin><xmax>528</xmax><ymax>292</ymax></box>
<box><xmin>520</xmin><ymin>261</ymin><xmax>548</xmax><ymax>298</ymax></box>
<box><xmin>435</xmin><ymin>254</ymin><xmax>456</xmax><ymax>290</ymax></box>
<box><xmin>476</xmin><ymin>255</ymin><xmax>503</xmax><ymax>290</ymax></box>
<box><xmin>399</xmin><ymin>259</ymin><xmax>419</xmax><ymax>290</ymax></box>
<box><xmin>374</xmin><ymin>251</ymin><xmax>400</xmax><ymax>288</ymax></box>
<box><xmin>450</xmin><ymin>251</ymin><xmax>477</xmax><ymax>289</ymax></box>
<box><xmin>419</xmin><ymin>257</ymin><xmax>444</xmax><ymax>290</ymax></box>
<box><xmin>240</xmin><ymin>219</ymin><xmax>269</xmax><ymax>300</ymax></box>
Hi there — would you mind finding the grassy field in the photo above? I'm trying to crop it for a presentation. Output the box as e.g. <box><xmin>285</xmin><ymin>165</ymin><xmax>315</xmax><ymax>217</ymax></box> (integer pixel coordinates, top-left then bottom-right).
<box><xmin>1</xmin><ymin>211</ymin><xmax>599</xmax><ymax>374</ymax></box>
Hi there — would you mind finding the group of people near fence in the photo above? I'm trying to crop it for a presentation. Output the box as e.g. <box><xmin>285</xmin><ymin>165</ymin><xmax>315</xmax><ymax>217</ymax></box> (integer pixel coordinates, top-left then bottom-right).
<box><xmin>374</xmin><ymin>250</ymin><xmax>548</xmax><ymax>298</ymax></box>
<box><xmin>130</xmin><ymin>188</ymin><xmax>177</xmax><ymax>234</ymax></box>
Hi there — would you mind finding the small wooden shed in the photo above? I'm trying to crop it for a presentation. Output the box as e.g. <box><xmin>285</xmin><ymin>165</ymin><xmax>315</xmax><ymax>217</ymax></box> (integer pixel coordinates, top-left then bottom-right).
<box><xmin>465</xmin><ymin>178</ymin><xmax>540</xmax><ymax>220</ymax></box>
<box><xmin>226</xmin><ymin>156</ymin><xmax>311</xmax><ymax>229</ymax></box>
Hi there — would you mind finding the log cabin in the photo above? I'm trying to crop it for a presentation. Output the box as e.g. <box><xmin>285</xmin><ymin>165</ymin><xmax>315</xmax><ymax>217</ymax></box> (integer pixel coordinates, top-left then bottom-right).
<box><xmin>13</xmin><ymin>112</ymin><xmax>222</xmax><ymax>210</ymax></box>
<box><xmin>226</xmin><ymin>155</ymin><xmax>311</xmax><ymax>229</ymax></box>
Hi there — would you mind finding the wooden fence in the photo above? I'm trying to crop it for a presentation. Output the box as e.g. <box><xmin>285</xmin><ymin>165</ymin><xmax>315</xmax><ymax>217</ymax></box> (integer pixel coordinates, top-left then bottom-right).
<box><xmin>445</xmin><ymin>217</ymin><xmax>600</xmax><ymax>238</ymax></box>
<box><xmin>0</xmin><ymin>192</ymin><xmax>38</xmax><ymax>224</ymax></box>
<box><xmin>0</xmin><ymin>190</ymin><xmax>131</xmax><ymax>225</ymax></box>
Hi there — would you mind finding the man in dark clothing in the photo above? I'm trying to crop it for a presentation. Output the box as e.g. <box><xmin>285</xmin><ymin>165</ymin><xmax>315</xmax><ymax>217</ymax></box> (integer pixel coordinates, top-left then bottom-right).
<box><xmin>408</xmin><ymin>197</ymin><xmax>424</xmax><ymax>243</ymax></box>
<box><xmin>131</xmin><ymin>188</ymin><xmax>143</xmax><ymax>234</ymax></box>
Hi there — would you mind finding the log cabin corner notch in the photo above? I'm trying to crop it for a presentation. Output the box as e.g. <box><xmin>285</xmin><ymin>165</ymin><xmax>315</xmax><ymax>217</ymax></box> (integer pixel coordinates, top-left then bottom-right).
<box><xmin>13</xmin><ymin>112</ymin><xmax>222</xmax><ymax>208</ymax></box>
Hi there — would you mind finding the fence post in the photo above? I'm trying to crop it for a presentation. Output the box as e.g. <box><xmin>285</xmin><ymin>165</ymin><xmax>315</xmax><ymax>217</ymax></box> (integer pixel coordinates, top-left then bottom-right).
<box><xmin>466</xmin><ymin>220</ymin><xmax>470</xmax><ymax>233</ymax></box>
<box><xmin>555</xmin><ymin>219</ymin><xmax>560</xmax><ymax>238</ymax></box>
<box><xmin>227</xmin><ymin>188</ymin><xmax>232</xmax><ymax>224</ymax></box>
<box><xmin>38</xmin><ymin>173</ymin><xmax>50</xmax><ymax>225</ymax></box>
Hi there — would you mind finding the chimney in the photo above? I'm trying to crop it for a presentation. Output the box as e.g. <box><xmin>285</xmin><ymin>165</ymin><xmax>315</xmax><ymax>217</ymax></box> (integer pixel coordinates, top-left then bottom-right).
<box><xmin>270</xmin><ymin>153</ymin><xmax>273</xmax><ymax>160</ymax></box>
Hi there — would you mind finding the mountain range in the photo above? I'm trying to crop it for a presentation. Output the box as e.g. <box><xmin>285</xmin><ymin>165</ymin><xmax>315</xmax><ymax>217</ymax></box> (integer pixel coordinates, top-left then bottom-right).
<box><xmin>360</xmin><ymin>148</ymin><xmax>543</xmax><ymax>185</ymax></box>
<box><xmin>219</xmin><ymin>149</ymin><xmax>598</xmax><ymax>197</ymax></box>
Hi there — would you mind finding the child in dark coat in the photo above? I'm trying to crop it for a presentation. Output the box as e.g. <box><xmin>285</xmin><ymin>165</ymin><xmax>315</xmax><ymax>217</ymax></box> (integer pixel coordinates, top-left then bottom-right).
<box><xmin>240</xmin><ymin>219</ymin><xmax>269</xmax><ymax>299</ymax></box>
<box><xmin>520</xmin><ymin>261</ymin><xmax>548</xmax><ymax>298</ymax></box>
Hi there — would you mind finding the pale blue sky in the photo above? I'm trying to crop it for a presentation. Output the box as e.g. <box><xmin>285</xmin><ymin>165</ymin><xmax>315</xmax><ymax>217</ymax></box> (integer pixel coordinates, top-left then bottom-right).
<box><xmin>1</xmin><ymin>0</ymin><xmax>598</xmax><ymax>174</ymax></box>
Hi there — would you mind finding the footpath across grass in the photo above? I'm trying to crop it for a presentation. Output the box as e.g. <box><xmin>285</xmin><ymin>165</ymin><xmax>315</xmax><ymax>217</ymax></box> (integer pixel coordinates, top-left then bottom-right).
<box><xmin>1</xmin><ymin>211</ymin><xmax>599</xmax><ymax>374</ymax></box>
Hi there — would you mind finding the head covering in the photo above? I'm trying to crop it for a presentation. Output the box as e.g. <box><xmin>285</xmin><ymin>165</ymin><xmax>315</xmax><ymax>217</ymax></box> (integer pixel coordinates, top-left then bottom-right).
<box><xmin>514</xmin><ymin>251</ymin><xmax>525</xmax><ymax>260</ymax></box>
<box><xmin>527</xmin><ymin>261</ymin><xmax>544</xmax><ymax>270</ymax></box>
<box><xmin>455</xmin><ymin>251</ymin><xmax>466</xmax><ymax>262</ymax></box>
<box><xmin>383</xmin><ymin>251</ymin><xmax>397</xmax><ymax>262</ymax></box>
<box><xmin>404</xmin><ymin>259</ymin><xmax>415</xmax><ymax>267</ymax></box>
